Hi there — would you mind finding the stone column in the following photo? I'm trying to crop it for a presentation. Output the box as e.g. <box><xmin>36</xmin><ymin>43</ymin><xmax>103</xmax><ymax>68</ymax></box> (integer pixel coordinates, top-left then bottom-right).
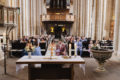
<box><xmin>36</xmin><ymin>0</ymin><xmax>40</xmax><ymax>35</ymax></box>
<box><xmin>12</xmin><ymin>0</ymin><xmax>18</xmax><ymax>40</ymax></box>
<box><xmin>91</xmin><ymin>0</ymin><xmax>96</xmax><ymax>40</ymax></box>
<box><xmin>96</xmin><ymin>0</ymin><xmax>104</xmax><ymax>40</ymax></box>
<box><xmin>77</xmin><ymin>0</ymin><xmax>79</xmax><ymax>36</ymax></box>
<box><xmin>17</xmin><ymin>0</ymin><xmax>21</xmax><ymax>38</ymax></box>
<box><xmin>80</xmin><ymin>0</ymin><xmax>83</xmax><ymax>36</ymax></box>
<box><xmin>39</xmin><ymin>0</ymin><xmax>42</xmax><ymax>35</ymax></box>
<box><xmin>26</xmin><ymin>0</ymin><xmax>30</xmax><ymax>36</ymax></box>
<box><xmin>71</xmin><ymin>0</ymin><xmax>77</xmax><ymax>35</ymax></box>
<box><xmin>23</xmin><ymin>0</ymin><xmax>26</xmax><ymax>36</ymax></box>
<box><xmin>113</xmin><ymin>0</ymin><xmax>120</xmax><ymax>55</ymax></box>
<box><xmin>82</xmin><ymin>0</ymin><xmax>85</xmax><ymax>36</ymax></box>
<box><xmin>29</xmin><ymin>0</ymin><xmax>32</xmax><ymax>36</ymax></box>
<box><xmin>118</xmin><ymin>19</ymin><xmax>120</xmax><ymax>55</ymax></box>
<box><xmin>20</xmin><ymin>0</ymin><xmax>23</xmax><ymax>38</ymax></box>
<box><xmin>31</xmin><ymin>0</ymin><xmax>34</xmax><ymax>36</ymax></box>
<box><xmin>77</xmin><ymin>0</ymin><xmax>80</xmax><ymax>36</ymax></box>
<box><xmin>34</xmin><ymin>0</ymin><xmax>37</xmax><ymax>35</ymax></box>
<box><xmin>102</xmin><ymin>0</ymin><xmax>112</xmax><ymax>40</ymax></box>
<box><xmin>85</xmin><ymin>0</ymin><xmax>90</xmax><ymax>38</ymax></box>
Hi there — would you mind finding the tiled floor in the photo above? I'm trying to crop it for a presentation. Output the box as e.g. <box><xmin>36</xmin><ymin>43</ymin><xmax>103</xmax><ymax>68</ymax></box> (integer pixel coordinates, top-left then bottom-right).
<box><xmin>0</xmin><ymin>57</ymin><xmax>120</xmax><ymax>80</ymax></box>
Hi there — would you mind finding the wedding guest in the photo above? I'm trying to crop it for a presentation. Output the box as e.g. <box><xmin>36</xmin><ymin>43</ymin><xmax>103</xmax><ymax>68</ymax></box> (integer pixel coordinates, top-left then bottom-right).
<box><xmin>41</xmin><ymin>38</ymin><xmax>46</xmax><ymax>43</ymax></box>
<box><xmin>76</xmin><ymin>39</ymin><xmax>83</xmax><ymax>56</ymax></box>
<box><xmin>107</xmin><ymin>38</ymin><xmax>113</xmax><ymax>46</ymax></box>
<box><xmin>33</xmin><ymin>43</ymin><xmax>42</xmax><ymax>56</ymax></box>
<box><xmin>56</xmin><ymin>44</ymin><xmax>61</xmax><ymax>56</ymax></box>
<box><xmin>94</xmin><ymin>40</ymin><xmax>100</xmax><ymax>49</ymax></box>
<box><xmin>60</xmin><ymin>44</ymin><xmax>66</xmax><ymax>56</ymax></box>
<box><xmin>50</xmin><ymin>40</ymin><xmax>56</xmax><ymax>47</ymax></box>
<box><xmin>81</xmin><ymin>36</ymin><xmax>87</xmax><ymax>42</ymax></box>
<box><xmin>58</xmin><ymin>41</ymin><xmax>62</xmax><ymax>48</ymax></box>
<box><xmin>21</xmin><ymin>36</ymin><xmax>28</xmax><ymax>43</ymax></box>
<box><xmin>37</xmin><ymin>38</ymin><xmax>41</xmax><ymax>44</ymax></box>
<box><xmin>24</xmin><ymin>40</ymin><xmax>35</xmax><ymax>55</ymax></box>
<box><xmin>102</xmin><ymin>37</ymin><xmax>107</xmax><ymax>46</ymax></box>
<box><xmin>25</xmin><ymin>40</ymin><xmax>34</xmax><ymax>51</ymax></box>
<box><xmin>68</xmin><ymin>37</ymin><xmax>74</xmax><ymax>44</ymax></box>
<box><xmin>88</xmin><ymin>40</ymin><xmax>94</xmax><ymax>57</ymax></box>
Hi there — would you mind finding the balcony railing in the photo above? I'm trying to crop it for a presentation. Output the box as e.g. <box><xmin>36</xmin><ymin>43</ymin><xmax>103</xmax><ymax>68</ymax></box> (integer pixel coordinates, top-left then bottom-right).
<box><xmin>42</xmin><ymin>14</ymin><xmax>74</xmax><ymax>22</ymax></box>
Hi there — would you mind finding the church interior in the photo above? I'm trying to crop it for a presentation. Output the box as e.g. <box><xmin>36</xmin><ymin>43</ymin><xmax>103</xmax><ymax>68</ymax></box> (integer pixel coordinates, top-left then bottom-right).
<box><xmin>0</xmin><ymin>0</ymin><xmax>120</xmax><ymax>80</ymax></box>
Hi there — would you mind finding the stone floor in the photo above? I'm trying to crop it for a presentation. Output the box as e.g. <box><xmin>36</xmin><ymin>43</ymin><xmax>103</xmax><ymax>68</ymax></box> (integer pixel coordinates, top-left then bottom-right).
<box><xmin>0</xmin><ymin>56</ymin><xmax>120</xmax><ymax>80</ymax></box>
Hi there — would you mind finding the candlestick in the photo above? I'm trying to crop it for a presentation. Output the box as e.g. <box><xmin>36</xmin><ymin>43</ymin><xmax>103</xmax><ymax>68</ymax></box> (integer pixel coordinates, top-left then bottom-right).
<box><xmin>69</xmin><ymin>44</ymin><xmax>71</xmax><ymax>57</ymax></box>
<box><xmin>51</xmin><ymin>47</ymin><xmax>53</xmax><ymax>56</ymax></box>
<box><xmin>28</xmin><ymin>52</ymin><xmax>31</xmax><ymax>59</ymax></box>
<box><xmin>74</xmin><ymin>43</ymin><xmax>77</xmax><ymax>56</ymax></box>
<box><xmin>50</xmin><ymin>46</ymin><xmax>54</xmax><ymax>59</ymax></box>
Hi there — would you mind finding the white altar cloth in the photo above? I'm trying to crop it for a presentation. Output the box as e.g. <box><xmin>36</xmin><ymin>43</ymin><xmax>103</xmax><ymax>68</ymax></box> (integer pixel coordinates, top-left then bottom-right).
<box><xmin>16</xmin><ymin>56</ymin><xmax>85</xmax><ymax>74</ymax></box>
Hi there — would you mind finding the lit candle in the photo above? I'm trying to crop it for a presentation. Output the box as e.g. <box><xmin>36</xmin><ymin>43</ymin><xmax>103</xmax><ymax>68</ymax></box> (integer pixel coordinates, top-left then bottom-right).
<box><xmin>51</xmin><ymin>47</ymin><xmax>53</xmax><ymax>56</ymax></box>
<box><xmin>69</xmin><ymin>44</ymin><xmax>71</xmax><ymax>57</ymax></box>
<box><xmin>74</xmin><ymin>43</ymin><xmax>77</xmax><ymax>56</ymax></box>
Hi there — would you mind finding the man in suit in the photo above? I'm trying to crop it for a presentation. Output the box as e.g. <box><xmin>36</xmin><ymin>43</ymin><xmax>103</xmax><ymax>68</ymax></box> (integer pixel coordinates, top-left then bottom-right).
<box><xmin>76</xmin><ymin>38</ymin><xmax>83</xmax><ymax>56</ymax></box>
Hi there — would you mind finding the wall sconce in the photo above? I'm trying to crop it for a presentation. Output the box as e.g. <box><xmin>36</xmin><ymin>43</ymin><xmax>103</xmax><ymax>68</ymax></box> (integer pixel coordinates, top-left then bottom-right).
<box><xmin>62</xmin><ymin>27</ymin><xmax>65</xmax><ymax>32</ymax></box>
<box><xmin>51</xmin><ymin>27</ymin><xmax>54</xmax><ymax>32</ymax></box>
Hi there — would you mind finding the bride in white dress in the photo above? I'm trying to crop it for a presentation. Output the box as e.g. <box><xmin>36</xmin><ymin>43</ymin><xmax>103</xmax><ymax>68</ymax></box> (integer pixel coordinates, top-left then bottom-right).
<box><xmin>45</xmin><ymin>40</ymin><xmax>56</xmax><ymax>56</ymax></box>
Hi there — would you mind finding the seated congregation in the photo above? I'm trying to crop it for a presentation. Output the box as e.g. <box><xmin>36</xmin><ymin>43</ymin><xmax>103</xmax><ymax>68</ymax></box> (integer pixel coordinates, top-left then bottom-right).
<box><xmin>9</xmin><ymin>35</ymin><xmax>113</xmax><ymax>58</ymax></box>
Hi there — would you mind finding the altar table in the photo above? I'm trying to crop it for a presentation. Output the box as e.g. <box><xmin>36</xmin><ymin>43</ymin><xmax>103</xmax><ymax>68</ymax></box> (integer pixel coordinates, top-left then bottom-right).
<box><xmin>16</xmin><ymin>56</ymin><xmax>85</xmax><ymax>80</ymax></box>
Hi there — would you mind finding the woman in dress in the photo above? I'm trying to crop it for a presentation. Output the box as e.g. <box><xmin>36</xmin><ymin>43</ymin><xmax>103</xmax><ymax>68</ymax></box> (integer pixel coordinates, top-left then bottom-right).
<box><xmin>88</xmin><ymin>40</ymin><xmax>94</xmax><ymax>57</ymax></box>
<box><xmin>33</xmin><ymin>42</ymin><xmax>42</xmax><ymax>56</ymax></box>
<box><xmin>56</xmin><ymin>44</ymin><xmax>61</xmax><ymax>56</ymax></box>
<box><xmin>94</xmin><ymin>40</ymin><xmax>100</xmax><ymax>49</ymax></box>
<box><xmin>60</xmin><ymin>44</ymin><xmax>67</xmax><ymax>56</ymax></box>
<box><xmin>23</xmin><ymin>39</ymin><xmax>35</xmax><ymax>56</ymax></box>
<box><xmin>45</xmin><ymin>40</ymin><xmax>56</xmax><ymax>56</ymax></box>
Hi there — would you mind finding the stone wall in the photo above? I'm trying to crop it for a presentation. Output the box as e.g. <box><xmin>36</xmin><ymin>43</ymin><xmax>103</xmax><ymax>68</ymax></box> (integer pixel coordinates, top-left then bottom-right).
<box><xmin>0</xmin><ymin>0</ymin><xmax>6</xmax><ymax>5</ymax></box>
<box><xmin>113</xmin><ymin>0</ymin><xmax>120</xmax><ymax>56</ymax></box>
